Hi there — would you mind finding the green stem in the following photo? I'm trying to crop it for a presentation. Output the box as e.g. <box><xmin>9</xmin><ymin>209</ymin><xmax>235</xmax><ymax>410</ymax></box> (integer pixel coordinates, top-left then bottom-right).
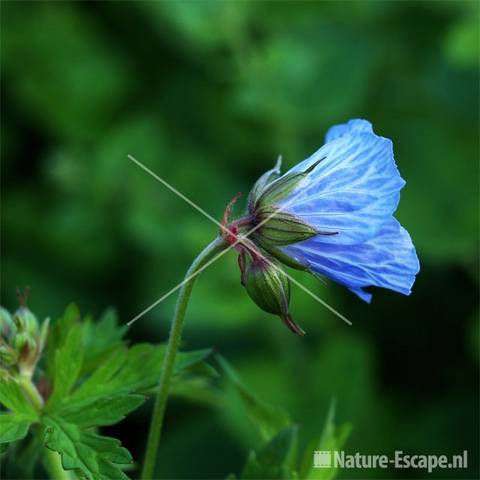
<box><xmin>141</xmin><ymin>236</ymin><xmax>228</xmax><ymax>480</ymax></box>
<box><xmin>43</xmin><ymin>449</ymin><xmax>71</xmax><ymax>480</ymax></box>
<box><xmin>18</xmin><ymin>374</ymin><xmax>44</xmax><ymax>410</ymax></box>
<box><xmin>19</xmin><ymin>375</ymin><xmax>71</xmax><ymax>480</ymax></box>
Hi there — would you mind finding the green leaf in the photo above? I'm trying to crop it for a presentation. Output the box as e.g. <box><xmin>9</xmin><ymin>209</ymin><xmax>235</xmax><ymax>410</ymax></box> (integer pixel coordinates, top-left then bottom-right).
<box><xmin>301</xmin><ymin>400</ymin><xmax>352</xmax><ymax>480</ymax></box>
<box><xmin>43</xmin><ymin>415</ymin><xmax>132</xmax><ymax>480</ymax></box>
<box><xmin>67</xmin><ymin>344</ymin><xmax>214</xmax><ymax>410</ymax></box>
<box><xmin>170</xmin><ymin>377</ymin><xmax>222</xmax><ymax>406</ymax></box>
<box><xmin>242</xmin><ymin>426</ymin><xmax>298</xmax><ymax>480</ymax></box>
<box><xmin>0</xmin><ymin>378</ymin><xmax>38</xmax><ymax>417</ymax></box>
<box><xmin>47</xmin><ymin>322</ymin><xmax>86</xmax><ymax>408</ymax></box>
<box><xmin>81</xmin><ymin>308</ymin><xmax>127</xmax><ymax>374</ymax></box>
<box><xmin>42</xmin><ymin>342</ymin><xmax>148</xmax><ymax>480</ymax></box>
<box><xmin>0</xmin><ymin>378</ymin><xmax>38</xmax><ymax>447</ymax></box>
<box><xmin>41</xmin><ymin>331</ymin><xmax>213</xmax><ymax>479</ymax></box>
<box><xmin>173</xmin><ymin>348</ymin><xmax>213</xmax><ymax>375</ymax></box>
<box><xmin>183</xmin><ymin>359</ymin><xmax>219</xmax><ymax>379</ymax></box>
<box><xmin>218</xmin><ymin>355</ymin><xmax>291</xmax><ymax>441</ymax></box>
<box><xmin>40</xmin><ymin>305</ymin><xmax>216</xmax><ymax>480</ymax></box>
<box><xmin>0</xmin><ymin>414</ymin><xmax>35</xmax><ymax>443</ymax></box>
<box><xmin>65</xmin><ymin>344</ymin><xmax>159</xmax><ymax>410</ymax></box>
<box><xmin>45</xmin><ymin>303</ymin><xmax>81</xmax><ymax>380</ymax></box>
<box><xmin>57</xmin><ymin>394</ymin><xmax>145</xmax><ymax>428</ymax></box>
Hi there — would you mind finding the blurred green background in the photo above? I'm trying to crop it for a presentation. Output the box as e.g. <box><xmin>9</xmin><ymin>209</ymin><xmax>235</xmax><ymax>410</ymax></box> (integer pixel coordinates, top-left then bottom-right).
<box><xmin>1</xmin><ymin>1</ymin><xmax>479</xmax><ymax>479</ymax></box>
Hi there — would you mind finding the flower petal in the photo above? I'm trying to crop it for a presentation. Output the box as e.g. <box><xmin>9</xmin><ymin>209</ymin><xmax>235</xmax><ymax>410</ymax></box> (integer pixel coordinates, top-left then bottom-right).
<box><xmin>278</xmin><ymin>126</ymin><xmax>405</xmax><ymax>245</ymax></box>
<box><xmin>280</xmin><ymin>217</ymin><xmax>420</xmax><ymax>303</ymax></box>
<box><xmin>325</xmin><ymin>118</ymin><xmax>373</xmax><ymax>142</ymax></box>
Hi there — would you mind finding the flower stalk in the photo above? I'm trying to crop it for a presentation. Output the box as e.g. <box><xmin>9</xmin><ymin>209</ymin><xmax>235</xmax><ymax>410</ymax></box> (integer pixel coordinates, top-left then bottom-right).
<box><xmin>141</xmin><ymin>236</ymin><xmax>228</xmax><ymax>480</ymax></box>
<box><xmin>18</xmin><ymin>373</ymin><xmax>44</xmax><ymax>410</ymax></box>
<box><xmin>43</xmin><ymin>449</ymin><xmax>71</xmax><ymax>480</ymax></box>
<box><xmin>18</xmin><ymin>375</ymin><xmax>71</xmax><ymax>480</ymax></box>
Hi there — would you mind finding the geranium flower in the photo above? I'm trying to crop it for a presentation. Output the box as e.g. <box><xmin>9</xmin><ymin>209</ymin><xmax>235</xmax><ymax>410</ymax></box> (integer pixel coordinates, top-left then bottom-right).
<box><xmin>245</xmin><ymin>119</ymin><xmax>420</xmax><ymax>304</ymax></box>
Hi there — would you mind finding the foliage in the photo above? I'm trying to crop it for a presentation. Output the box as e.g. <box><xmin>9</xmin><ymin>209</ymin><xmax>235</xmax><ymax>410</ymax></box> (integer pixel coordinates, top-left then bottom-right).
<box><xmin>219</xmin><ymin>357</ymin><xmax>351</xmax><ymax>480</ymax></box>
<box><xmin>1</xmin><ymin>302</ymin><xmax>352</xmax><ymax>480</ymax></box>
<box><xmin>0</xmin><ymin>303</ymin><xmax>216</xmax><ymax>479</ymax></box>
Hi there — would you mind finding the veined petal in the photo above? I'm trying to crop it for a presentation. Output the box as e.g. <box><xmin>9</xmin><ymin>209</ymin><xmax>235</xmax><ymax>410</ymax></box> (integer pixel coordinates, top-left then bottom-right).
<box><xmin>278</xmin><ymin>126</ymin><xmax>405</xmax><ymax>245</ymax></box>
<box><xmin>280</xmin><ymin>217</ymin><xmax>420</xmax><ymax>303</ymax></box>
<box><xmin>325</xmin><ymin>118</ymin><xmax>373</xmax><ymax>142</ymax></box>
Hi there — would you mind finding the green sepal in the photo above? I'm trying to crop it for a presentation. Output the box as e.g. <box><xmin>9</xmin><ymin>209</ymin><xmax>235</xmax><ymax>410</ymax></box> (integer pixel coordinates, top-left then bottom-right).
<box><xmin>254</xmin><ymin>208</ymin><xmax>319</xmax><ymax>246</ymax></box>
<box><xmin>248</xmin><ymin>156</ymin><xmax>282</xmax><ymax>213</ymax></box>
<box><xmin>247</xmin><ymin>158</ymin><xmax>327</xmax><ymax>248</ymax></box>
<box><xmin>256</xmin><ymin>172</ymin><xmax>305</xmax><ymax>210</ymax></box>
<box><xmin>255</xmin><ymin>158</ymin><xmax>323</xmax><ymax>210</ymax></box>
<box><xmin>261</xmin><ymin>244</ymin><xmax>310</xmax><ymax>272</ymax></box>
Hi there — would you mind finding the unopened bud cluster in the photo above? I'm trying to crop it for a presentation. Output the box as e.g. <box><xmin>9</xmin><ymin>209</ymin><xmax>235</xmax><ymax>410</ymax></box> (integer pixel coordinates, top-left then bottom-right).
<box><xmin>0</xmin><ymin>296</ymin><xmax>49</xmax><ymax>379</ymax></box>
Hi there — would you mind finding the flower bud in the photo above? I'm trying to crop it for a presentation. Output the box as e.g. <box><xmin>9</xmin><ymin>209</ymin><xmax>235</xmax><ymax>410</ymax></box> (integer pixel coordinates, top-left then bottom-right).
<box><xmin>0</xmin><ymin>343</ymin><xmax>18</xmax><ymax>367</ymax></box>
<box><xmin>13</xmin><ymin>307</ymin><xmax>39</xmax><ymax>337</ymax></box>
<box><xmin>0</xmin><ymin>295</ymin><xmax>49</xmax><ymax>377</ymax></box>
<box><xmin>0</xmin><ymin>307</ymin><xmax>16</xmax><ymax>339</ymax></box>
<box><xmin>242</xmin><ymin>251</ymin><xmax>305</xmax><ymax>335</ymax></box>
<box><xmin>13</xmin><ymin>332</ymin><xmax>37</xmax><ymax>359</ymax></box>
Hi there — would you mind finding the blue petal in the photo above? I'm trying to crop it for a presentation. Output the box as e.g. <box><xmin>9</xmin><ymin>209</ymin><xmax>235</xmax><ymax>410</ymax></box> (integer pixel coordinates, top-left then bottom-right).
<box><xmin>278</xmin><ymin>124</ymin><xmax>405</xmax><ymax>245</ymax></box>
<box><xmin>280</xmin><ymin>217</ymin><xmax>420</xmax><ymax>303</ymax></box>
<box><xmin>325</xmin><ymin>119</ymin><xmax>373</xmax><ymax>142</ymax></box>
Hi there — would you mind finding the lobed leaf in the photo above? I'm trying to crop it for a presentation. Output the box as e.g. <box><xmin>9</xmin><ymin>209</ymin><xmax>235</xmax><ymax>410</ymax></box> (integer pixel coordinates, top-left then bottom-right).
<box><xmin>43</xmin><ymin>415</ymin><xmax>132</xmax><ymax>480</ymax></box>
<box><xmin>45</xmin><ymin>303</ymin><xmax>81</xmax><ymax>380</ymax></box>
<box><xmin>5</xmin><ymin>302</ymin><xmax>216</xmax><ymax>480</ymax></box>
<box><xmin>66</xmin><ymin>344</ymin><xmax>214</xmax><ymax>410</ymax></box>
<box><xmin>0</xmin><ymin>378</ymin><xmax>38</xmax><ymax>417</ymax></box>
<box><xmin>173</xmin><ymin>348</ymin><xmax>213</xmax><ymax>375</ymax></box>
<box><xmin>0</xmin><ymin>414</ymin><xmax>35</xmax><ymax>444</ymax></box>
<box><xmin>57</xmin><ymin>394</ymin><xmax>145</xmax><ymax>428</ymax></box>
<box><xmin>81</xmin><ymin>308</ymin><xmax>127</xmax><ymax>375</ymax></box>
<box><xmin>47</xmin><ymin>322</ymin><xmax>86</xmax><ymax>408</ymax></box>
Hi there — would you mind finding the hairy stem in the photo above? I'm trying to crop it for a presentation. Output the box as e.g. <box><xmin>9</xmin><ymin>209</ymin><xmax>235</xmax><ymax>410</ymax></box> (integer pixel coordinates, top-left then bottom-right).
<box><xmin>141</xmin><ymin>236</ymin><xmax>228</xmax><ymax>479</ymax></box>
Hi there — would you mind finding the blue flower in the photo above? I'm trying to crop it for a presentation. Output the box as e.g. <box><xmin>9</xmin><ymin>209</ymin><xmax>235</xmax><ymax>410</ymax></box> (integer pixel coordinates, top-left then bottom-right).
<box><xmin>247</xmin><ymin>119</ymin><xmax>420</xmax><ymax>303</ymax></box>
